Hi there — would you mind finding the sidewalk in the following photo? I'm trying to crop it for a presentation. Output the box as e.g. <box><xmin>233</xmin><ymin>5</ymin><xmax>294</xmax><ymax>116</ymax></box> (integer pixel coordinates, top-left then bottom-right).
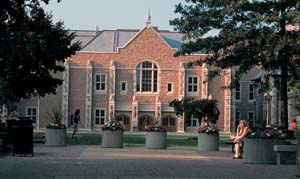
<box><xmin>0</xmin><ymin>144</ymin><xmax>297</xmax><ymax>179</ymax></box>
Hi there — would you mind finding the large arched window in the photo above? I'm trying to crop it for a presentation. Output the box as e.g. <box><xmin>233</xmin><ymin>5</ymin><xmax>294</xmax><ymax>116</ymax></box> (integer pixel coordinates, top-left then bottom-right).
<box><xmin>136</xmin><ymin>61</ymin><xmax>158</xmax><ymax>92</ymax></box>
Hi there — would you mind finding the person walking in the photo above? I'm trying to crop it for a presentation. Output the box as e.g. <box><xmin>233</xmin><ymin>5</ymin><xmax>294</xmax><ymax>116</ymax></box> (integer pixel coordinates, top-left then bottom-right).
<box><xmin>71</xmin><ymin>109</ymin><xmax>82</xmax><ymax>138</ymax></box>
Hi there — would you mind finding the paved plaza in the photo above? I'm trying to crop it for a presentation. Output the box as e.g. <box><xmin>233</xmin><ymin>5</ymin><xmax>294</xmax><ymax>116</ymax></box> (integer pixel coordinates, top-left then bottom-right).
<box><xmin>0</xmin><ymin>144</ymin><xmax>297</xmax><ymax>179</ymax></box>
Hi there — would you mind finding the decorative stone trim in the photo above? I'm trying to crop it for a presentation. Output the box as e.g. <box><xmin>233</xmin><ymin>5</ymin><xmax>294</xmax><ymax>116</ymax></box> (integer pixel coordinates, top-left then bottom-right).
<box><xmin>201</xmin><ymin>63</ymin><xmax>208</xmax><ymax>99</ymax></box>
<box><xmin>155</xmin><ymin>96</ymin><xmax>162</xmax><ymax>122</ymax></box>
<box><xmin>109</xmin><ymin>60</ymin><xmax>116</xmax><ymax>122</ymax></box>
<box><xmin>177</xmin><ymin>114</ymin><xmax>185</xmax><ymax>133</ymax></box>
<box><xmin>131</xmin><ymin>95</ymin><xmax>139</xmax><ymax>131</ymax></box>
<box><xmin>62</xmin><ymin>60</ymin><xmax>70</xmax><ymax>128</ymax></box>
<box><xmin>179</xmin><ymin>62</ymin><xmax>185</xmax><ymax>99</ymax></box>
<box><xmin>224</xmin><ymin>68</ymin><xmax>231</xmax><ymax>132</ymax></box>
<box><xmin>85</xmin><ymin>60</ymin><xmax>93</xmax><ymax>129</ymax></box>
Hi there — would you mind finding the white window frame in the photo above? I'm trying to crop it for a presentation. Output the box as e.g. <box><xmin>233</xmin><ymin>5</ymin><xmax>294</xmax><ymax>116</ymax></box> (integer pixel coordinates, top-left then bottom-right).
<box><xmin>26</xmin><ymin>107</ymin><xmax>37</xmax><ymax>124</ymax></box>
<box><xmin>167</xmin><ymin>82</ymin><xmax>173</xmax><ymax>94</ymax></box>
<box><xmin>136</xmin><ymin>61</ymin><xmax>158</xmax><ymax>94</ymax></box>
<box><xmin>95</xmin><ymin>73</ymin><xmax>107</xmax><ymax>93</ymax></box>
<box><xmin>187</xmin><ymin>75</ymin><xmax>199</xmax><ymax>96</ymax></box>
<box><xmin>248</xmin><ymin>83</ymin><xmax>254</xmax><ymax>101</ymax></box>
<box><xmin>120</xmin><ymin>81</ymin><xmax>128</xmax><ymax>95</ymax></box>
<box><xmin>235</xmin><ymin>83</ymin><xmax>241</xmax><ymax>101</ymax></box>
<box><xmin>94</xmin><ymin>108</ymin><xmax>106</xmax><ymax>126</ymax></box>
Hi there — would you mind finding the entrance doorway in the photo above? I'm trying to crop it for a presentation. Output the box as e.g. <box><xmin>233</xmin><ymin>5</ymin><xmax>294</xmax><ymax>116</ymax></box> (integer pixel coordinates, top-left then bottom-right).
<box><xmin>138</xmin><ymin>115</ymin><xmax>154</xmax><ymax>131</ymax></box>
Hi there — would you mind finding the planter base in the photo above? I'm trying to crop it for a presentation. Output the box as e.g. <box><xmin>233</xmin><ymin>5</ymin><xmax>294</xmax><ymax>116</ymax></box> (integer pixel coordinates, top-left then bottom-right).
<box><xmin>145</xmin><ymin>132</ymin><xmax>167</xmax><ymax>149</ymax></box>
<box><xmin>197</xmin><ymin>133</ymin><xmax>219</xmax><ymax>151</ymax></box>
<box><xmin>244</xmin><ymin>139</ymin><xmax>285</xmax><ymax>164</ymax></box>
<box><xmin>45</xmin><ymin>128</ymin><xmax>67</xmax><ymax>147</ymax></box>
<box><xmin>102</xmin><ymin>130</ymin><xmax>123</xmax><ymax>148</ymax></box>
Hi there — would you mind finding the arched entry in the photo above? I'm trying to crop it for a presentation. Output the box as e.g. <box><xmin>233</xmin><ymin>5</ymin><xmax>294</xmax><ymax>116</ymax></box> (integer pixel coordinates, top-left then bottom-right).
<box><xmin>162</xmin><ymin>115</ymin><xmax>177</xmax><ymax>132</ymax></box>
<box><xmin>115</xmin><ymin>114</ymin><xmax>130</xmax><ymax>131</ymax></box>
<box><xmin>138</xmin><ymin>115</ymin><xmax>154</xmax><ymax>131</ymax></box>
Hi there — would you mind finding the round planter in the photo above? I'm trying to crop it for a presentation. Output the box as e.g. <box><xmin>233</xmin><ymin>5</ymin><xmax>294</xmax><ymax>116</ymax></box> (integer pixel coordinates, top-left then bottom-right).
<box><xmin>244</xmin><ymin>139</ymin><xmax>285</xmax><ymax>164</ymax></box>
<box><xmin>197</xmin><ymin>133</ymin><xmax>219</xmax><ymax>151</ymax></box>
<box><xmin>102</xmin><ymin>130</ymin><xmax>123</xmax><ymax>148</ymax></box>
<box><xmin>45</xmin><ymin>128</ymin><xmax>67</xmax><ymax>147</ymax></box>
<box><xmin>145</xmin><ymin>131</ymin><xmax>167</xmax><ymax>149</ymax></box>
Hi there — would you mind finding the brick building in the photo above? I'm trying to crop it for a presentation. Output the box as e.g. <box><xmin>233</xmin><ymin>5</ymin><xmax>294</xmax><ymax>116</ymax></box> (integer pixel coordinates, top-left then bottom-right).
<box><xmin>14</xmin><ymin>16</ymin><xmax>263</xmax><ymax>132</ymax></box>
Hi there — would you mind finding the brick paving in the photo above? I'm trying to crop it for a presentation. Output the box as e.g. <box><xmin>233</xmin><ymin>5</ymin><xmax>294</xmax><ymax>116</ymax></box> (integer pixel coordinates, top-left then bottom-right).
<box><xmin>0</xmin><ymin>144</ymin><xmax>297</xmax><ymax>179</ymax></box>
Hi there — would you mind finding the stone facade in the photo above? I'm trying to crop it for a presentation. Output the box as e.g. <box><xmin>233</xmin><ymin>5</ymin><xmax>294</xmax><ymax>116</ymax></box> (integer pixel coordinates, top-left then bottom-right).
<box><xmin>15</xmin><ymin>22</ymin><xmax>264</xmax><ymax>132</ymax></box>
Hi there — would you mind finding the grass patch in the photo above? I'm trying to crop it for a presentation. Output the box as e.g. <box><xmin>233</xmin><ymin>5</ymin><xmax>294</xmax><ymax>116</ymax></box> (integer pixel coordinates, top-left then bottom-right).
<box><xmin>34</xmin><ymin>130</ymin><xmax>234</xmax><ymax>147</ymax></box>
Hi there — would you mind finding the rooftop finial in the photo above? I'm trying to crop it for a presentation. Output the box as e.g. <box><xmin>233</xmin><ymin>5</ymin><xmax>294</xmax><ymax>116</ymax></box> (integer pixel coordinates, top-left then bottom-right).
<box><xmin>146</xmin><ymin>9</ymin><xmax>151</xmax><ymax>28</ymax></box>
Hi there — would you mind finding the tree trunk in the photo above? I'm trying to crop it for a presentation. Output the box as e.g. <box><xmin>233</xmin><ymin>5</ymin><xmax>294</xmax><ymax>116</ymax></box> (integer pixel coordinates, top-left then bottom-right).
<box><xmin>280</xmin><ymin>64</ymin><xmax>288</xmax><ymax>129</ymax></box>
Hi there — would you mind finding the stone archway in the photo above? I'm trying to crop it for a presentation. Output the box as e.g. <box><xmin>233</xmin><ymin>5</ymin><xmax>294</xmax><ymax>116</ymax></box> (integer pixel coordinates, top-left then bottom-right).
<box><xmin>115</xmin><ymin>114</ymin><xmax>130</xmax><ymax>131</ymax></box>
<box><xmin>138</xmin><ymin>115</ymin><xmax>154</xmax><ymax>131</ymax></box>
<box><xmin>162</xmin><ymin>115</ymin><xmax>177</xmax><ymax>132</ymax></box>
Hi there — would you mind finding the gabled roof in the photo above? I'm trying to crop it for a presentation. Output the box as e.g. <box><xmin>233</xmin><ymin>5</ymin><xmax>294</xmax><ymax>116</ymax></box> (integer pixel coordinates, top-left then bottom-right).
<box><xmin>71</xmin><ymin>27</ymin><xmax>185</xmax><ymax>52</ymax></box>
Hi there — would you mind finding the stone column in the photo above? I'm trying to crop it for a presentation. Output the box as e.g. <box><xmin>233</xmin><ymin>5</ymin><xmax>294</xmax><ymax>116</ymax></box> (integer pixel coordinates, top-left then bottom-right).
<box><xmin>109</xmin><ymin>95</ymin><xmax>115</xmax><ymax>122</ymax></box>
<box><xmin>155</xmin><ymin>96</ymin><xmax>162</xmax><ymax>123</ymax></box>
<box><xmin>231</xmin><ymin>68</ymin><xmax>236</xmax><ymax>132</ymax></box>
<box><xmin>201</xmin><ymin>63</ymin><xmax>208</xmax><ymax>99</ymax></box>
<box><xmin>85</xmin><ymin>60</ymin><xmax>93</xmax><ymax>129</ymax></box>
<box><xmin>177</xmin><ymin>114</ymin><xmax>185</xmax><ymax>133</ymax></box>
<box><xmin>62</xmin><ymin>60</ymin><xmax>70</xmax><ymax>128</ymax></box>
<box><xmin>109</xmin><ymin>61</ymin><xmax>116</xmax><ymax>122</ymax></box>
<box><xmin>270</xmin><ymin>77</ymin><xmax>278</xmax><ymax>125</ymax></box>
<box><xmin>179</xmin><ymin>62</ymin><xmax>185</xmax><ymax>99</ymax></box>
<box><xmin>131</xmin><ymin>96</ymin><xmax>139</xmax><ymax>131</ymax></box>
<box><xmin>223</xmin><ymin>69</ymin><xmax>231</xmax><ymax>132</ymax></box>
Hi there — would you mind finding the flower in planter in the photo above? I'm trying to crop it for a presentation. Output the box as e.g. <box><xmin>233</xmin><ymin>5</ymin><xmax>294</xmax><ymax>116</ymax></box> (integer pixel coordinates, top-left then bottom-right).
<box><xmin>247</xmin><ymin>127</ymin><xmax>287</xmax><ymax>139</ymax></box>
<box><xmin>47</xmin><ymin>107</ymin><xmax>66</xmax><ymax>129</ymax></box>
<box><xmin>145</xmin><ymin>121</ymin><xmax>167</xmax><ymax>132</ymax></box>
<box><xmin>101</xmin><ymin>121</ymin><xmax>124</xmax><ymax>131</ymax></box>
<box><xmin>198</xmin><ymin>125</ymin><xmax>219</xmax><ymax>135</ymax></box>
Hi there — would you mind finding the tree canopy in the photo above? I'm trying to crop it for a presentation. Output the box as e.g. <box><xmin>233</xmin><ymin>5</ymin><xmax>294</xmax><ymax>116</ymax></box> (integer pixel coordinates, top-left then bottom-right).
<box><xmin>170</xmin><ymin>0</ymin><xmax>300</xmax><ymax>128</ymax></box>
<box><xmin>169</xmin><ymin>98</ymin><xmax>220</xmax><ymax>126</ymax></box>
<box><xmin>0</xmin><ymin>0</ymin><xmax>80</xmax><ymax>104</ymax></box>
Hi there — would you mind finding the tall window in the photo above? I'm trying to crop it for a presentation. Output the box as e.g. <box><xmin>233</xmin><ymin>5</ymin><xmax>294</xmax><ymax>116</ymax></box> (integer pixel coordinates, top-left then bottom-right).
<box><xmin>167</xmin><ymin>83</ymin><xmax>173</xmax><ymax>93</ymax></box>
<box><xmin>235</xmin><ymin>111</ymin><xmax>241</xmax><ymax>122</ymax></box>
<box><xmin>187</xmin><ymin>76</ymin><xmax>198</xmax><ymax>93</ymax></box>
<box><xmin>26</xmin><ymin>107</ymin><xmax>37</xmax><ymax>123</ymax></box>
<box><xmin>95</xmin><ymin>109</ymin><xmax>106</xmax><ymax>125</ymax></box>
<box><xmin>136</xmin><ymin>61</ymin><xmax>158</xmax><ymax>93</ymax></box>
<box><xmin>95</xmin><ymin>74</ymin><xmax>106</xmax><ymax>92</ymax></box>
<box><xmin>249</xmin><ymin>83</ymin><xmax>254</xmax><ymax>101</ymax></box>
<box><xmin>120</xmin><ymin>81</ymin><xmax>127</xmax><ymax>95</ymax></box>
<box><xmin>248</xmin><ymin>111</ymin><xmax>254</xmax><ymax>121</ymax></box>
<box><xmin>235</xmin><ymin>83</ymin><xmax>241</xmax><ymax>100</ymax></box>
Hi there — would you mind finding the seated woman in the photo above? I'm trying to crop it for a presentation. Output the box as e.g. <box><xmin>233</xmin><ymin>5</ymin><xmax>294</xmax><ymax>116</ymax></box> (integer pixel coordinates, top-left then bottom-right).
<box><xmin>230</xmin><ymin>120</ymin><xmax>251</xmax><ymax>159</ymax></box>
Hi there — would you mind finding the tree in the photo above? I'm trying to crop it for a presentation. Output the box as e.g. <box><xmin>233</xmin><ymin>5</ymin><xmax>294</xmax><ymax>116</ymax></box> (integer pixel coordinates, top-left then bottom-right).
<box><xmin>169</xmin><ymin>98</ymin><xmax>220</xmax><ymax>127</ymax></box>
<box><xmin>170</xmin><ymin>0</ymin><xmax>300</xmax><ymax>129</ymax></box>
<box><xmin>0</xmin><ymin>0</ymin><xmax>81</xmax><ymax>104</ymax></box>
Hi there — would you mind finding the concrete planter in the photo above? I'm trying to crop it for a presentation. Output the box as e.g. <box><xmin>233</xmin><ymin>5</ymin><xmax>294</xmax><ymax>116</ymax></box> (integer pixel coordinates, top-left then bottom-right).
<box><xmin>244</xmin><ymin>139</ymin><xmax>285</xmax><ymax>164</ymax></box>
<box><xmin>297</xmin><ymin>144</ymin><xmax>300</xmax><ymax>177</ymax></box>
<box><xmin>102</xmin><ymin>130</ymin><xmax>123</xmax><ymax>148</ymax></box>
<box><xmin>197</xmin><ymin>133</ymin><xmax>219</xmax><ymax>151</ymax></box>
<box><xmin>45</xmin><ymin>128</ymin><xmax>67</xmax><ymax>147</ymax></box>
<box><xmin>145</xmin><ymin>132</ymin><xmax>167</xmax><ymax>149</ymax></box>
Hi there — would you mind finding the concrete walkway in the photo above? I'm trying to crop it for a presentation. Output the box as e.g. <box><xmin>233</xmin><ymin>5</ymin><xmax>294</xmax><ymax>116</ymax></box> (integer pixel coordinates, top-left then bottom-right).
<box><xmin>0</xmin><ymin>144</ymin><xmax>297</xmax><ymax>179</ymax></box>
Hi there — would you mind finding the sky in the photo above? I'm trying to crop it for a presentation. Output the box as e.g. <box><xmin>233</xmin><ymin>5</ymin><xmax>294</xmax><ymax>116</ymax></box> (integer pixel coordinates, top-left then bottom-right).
<box><xmin>43</xmin><ymin>0</ymin><xmax>183</xmax><ymax>31</ymax></box>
